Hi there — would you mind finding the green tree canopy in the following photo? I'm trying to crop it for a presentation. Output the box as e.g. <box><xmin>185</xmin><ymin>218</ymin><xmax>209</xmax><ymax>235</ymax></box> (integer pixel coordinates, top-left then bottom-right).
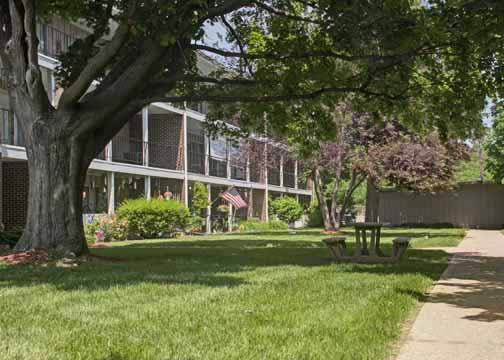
<box><xmin>0</xmin><ymin>0</ymin><xmax>502</xmax><ymax>254</ymax></box>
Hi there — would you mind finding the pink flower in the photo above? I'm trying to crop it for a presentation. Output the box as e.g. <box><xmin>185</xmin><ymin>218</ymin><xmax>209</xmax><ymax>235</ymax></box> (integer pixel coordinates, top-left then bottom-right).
<box><xmin>95</xmin><ymin>230</ymin><xmax>105</xmax><ymax>242</ymax></box>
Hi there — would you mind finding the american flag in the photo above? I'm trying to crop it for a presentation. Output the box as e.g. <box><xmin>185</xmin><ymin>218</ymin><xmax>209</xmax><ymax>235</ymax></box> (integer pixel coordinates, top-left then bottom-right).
<box><xmin>219</xmin><ymin>187</ymin><xmax>248</xmax><ymax>209</ymax></box>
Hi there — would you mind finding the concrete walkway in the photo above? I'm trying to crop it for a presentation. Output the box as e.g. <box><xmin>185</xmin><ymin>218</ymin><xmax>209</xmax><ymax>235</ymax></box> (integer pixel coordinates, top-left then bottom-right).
<box><xmin>396</xmin><ymin>230</ymin><xmax>504</xmax><ymax>360</ymax></box>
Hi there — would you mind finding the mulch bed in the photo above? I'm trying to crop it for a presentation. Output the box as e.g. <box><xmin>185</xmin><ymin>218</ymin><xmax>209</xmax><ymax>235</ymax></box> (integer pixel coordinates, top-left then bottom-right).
<box><xmin>0</xmin><ymin>249</ymin><xmax>50</xmax><ymax>265</ymax></box>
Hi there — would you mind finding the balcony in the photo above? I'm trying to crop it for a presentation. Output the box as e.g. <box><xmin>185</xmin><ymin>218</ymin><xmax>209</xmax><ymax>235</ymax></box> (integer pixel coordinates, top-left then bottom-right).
<box><xmin>283</xmin><ymin>171</ymin><xmax>295</xmax><ymax>188</ymax></box>
<box><xmin>112</xmin><ymin>135</ymin><xmax>144</xmax><ymax>166</ymax></box>
<box><xmin>298</xmin><ymin>178</ymin><xmax>308</xmax><ymax>190</ymax></box>
<box><xmin>1</xmin><ymin>108</ymin><xmax>25</xmax><ymax>147</ymax></box>
<box><xmin>231</xmin><ymin>165</ymin><xmax>246</xmax><ymax>181</ymax></box>
<box><xmin>210</xmin><ymin>156</ymin><xmax>227</xmax><ymax>178</ymax></box>
<box><xmin>187</xmin><ymin>133</ymin><xmax>205</xmax><ymax>174</ymax></box>
<box><xmin>148</xmin><ymin>141</ymin><xmax>180</xmax><ymax>170</ymax></box>
<box><xmin>37</xmin><ymin>23</ymin><xmax>81</xmax><ymax>59</ymax></box>
<box><xmin>268</xmin><ymin>167</ymin><xmax>281</xmax><ymax>186</ymax></box>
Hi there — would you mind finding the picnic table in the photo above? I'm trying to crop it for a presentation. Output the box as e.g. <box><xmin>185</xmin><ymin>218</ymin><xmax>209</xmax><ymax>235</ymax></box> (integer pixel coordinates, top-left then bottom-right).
<box><xmin>322</xmin><ymin>222</ymin><xmax>410</xmax><ymax>263</ymax></box>
<box><xmin>354</xmin><ymin>222</ymin><xmax>383</xmax><ymax>256</ymax></box>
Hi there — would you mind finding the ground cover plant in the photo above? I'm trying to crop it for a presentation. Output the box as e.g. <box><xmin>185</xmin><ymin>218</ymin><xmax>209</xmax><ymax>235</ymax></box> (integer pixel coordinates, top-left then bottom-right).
<box><xmin>0</xmin><ymin>227</ymin><xmax>464</xmax><ymax>360</ymax></box>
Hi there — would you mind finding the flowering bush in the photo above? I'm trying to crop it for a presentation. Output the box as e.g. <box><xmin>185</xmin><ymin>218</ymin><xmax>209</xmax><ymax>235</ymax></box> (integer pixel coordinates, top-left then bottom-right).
<box><xmin>85</xmin><ymin>216</ymin><xmax>129</xmax><ymax>242</ymax></box>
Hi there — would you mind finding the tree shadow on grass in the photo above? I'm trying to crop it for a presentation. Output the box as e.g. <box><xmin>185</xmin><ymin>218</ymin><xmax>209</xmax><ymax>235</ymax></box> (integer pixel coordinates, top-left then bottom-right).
<box><xmin>350</xmin><ymin>249</ymin><xmax>504</xmax><ymax>323</ymax></box>
<box><xmin>0</xmin><ymin>240</ymin><xmax>450</xmax><ymax>292</ymax></box>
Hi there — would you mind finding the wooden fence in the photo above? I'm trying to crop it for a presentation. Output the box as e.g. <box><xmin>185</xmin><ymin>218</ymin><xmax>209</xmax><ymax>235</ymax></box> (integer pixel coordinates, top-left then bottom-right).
<box><xmin>369</xmin><ymin>183</ymin><xmax>504</xmax><ymax>229</ymax></box>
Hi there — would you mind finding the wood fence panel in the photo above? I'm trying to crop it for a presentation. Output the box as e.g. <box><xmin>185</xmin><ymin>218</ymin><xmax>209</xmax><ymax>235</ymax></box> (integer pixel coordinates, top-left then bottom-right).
<box><xmin>377</xmin><ymin>183</ymin><xmax>504</xmax><ymax>229</ymax></box>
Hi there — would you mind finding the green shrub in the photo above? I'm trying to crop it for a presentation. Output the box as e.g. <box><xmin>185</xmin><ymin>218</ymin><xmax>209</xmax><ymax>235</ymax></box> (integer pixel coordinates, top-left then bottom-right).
<box><xmin>238</xmin><ymin>218</ymin><xmax>288</xmax><ymax>232</ymax></box>
<box><xmin>84</xmin><ymin>215</ymin><xmax>129</xmax><ymax>242</ymax></box>
<box><xmin>307</xmin><ymin>204</ymin><xmax>323</xmax><ymax>227</ymax></box>
<box><xmin>270</xmin><ymin>196</ymin><xmax>304</xmax><ymax>224</ymax></box>
<box><xmin>116</xmin><ymin>198</ymin><xmax>190</xmax><ymax>238</ymax></box>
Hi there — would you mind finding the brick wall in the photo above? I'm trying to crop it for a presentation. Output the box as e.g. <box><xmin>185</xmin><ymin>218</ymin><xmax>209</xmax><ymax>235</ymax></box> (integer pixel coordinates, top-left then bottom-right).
<box><xmin>2</xmin><ymin>161</ymin><xmax>28</xmax><ymax>231</ymax></box>
<box><xmin>148</xmin><ymin>114</ymin><xmax>184</xmax><ymax>170</ymax></box>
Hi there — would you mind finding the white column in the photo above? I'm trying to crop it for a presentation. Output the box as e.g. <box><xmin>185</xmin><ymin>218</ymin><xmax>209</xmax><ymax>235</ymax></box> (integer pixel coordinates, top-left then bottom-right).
<box><xmin>263</xmin><ymin>112</ymin><xmax>269</xmax><ymax>222</ymax></box>
<box><xmin>145</xmin><ymin>176</ymin><xmax>151</xmax><ymax>199</ymax></box>
<box><xmin>183</xmin><ymin>107</ymin><xmax>189</xmax><ymax>207</ymax></box>
<box><xmin>246</xmin><ymin>154</ymin><xmax>251</xmax><ymax>183</ymax></box>
<box><xmin>206</xmin><ymin>184</ymin><xmax>212</xmax><ymax>234</ymax></box>
<box><xmin>294</xmin><ymin>160</ymin><xmax>299</xmax><ymax>189</ymax></box>
<box><xmin>142</xmin><ymin>107</ymin><xmax>149</xmax><ymax>167</ymax></box>
<box><xmin>107</xmin><ymin>172</ymin><xmax>115</xmax><ymax>215</ymax></box>
<box><xmin>226</xmin><ymin>140</ymin><xmax>231</xmax><ymax>179</ymax></box>
<box><xmin>228</xmin><ymin>203</ymin><xmax>233</xmax><ymax>232</ymax></box>
<box><xmin>204</xmin><ymin>135</ymin><xmax>210</xmax><ymax>176</ymax></box>
<box><xmin>13</xmin><ymin>116</ymin><xmax>20</xmax><ymax>146</ymax></box>
<box><xmin>50</xmin><ymin>72</ymin><xmax>56</xmax><ymax>106</ymax></box>
<box><xmin>106</xmin><ymin>140</ymin><xmax>113</xmax><ymax>162</ymax></box>
<box><xmin>264</xmin><ymin>146</ymin><xmax>269</xmax><ymax>222</ymax></box>
<box><xmin>279</xmin><ymin>154</ymin><xmax>284</xmax><ymax>188</ymax></box>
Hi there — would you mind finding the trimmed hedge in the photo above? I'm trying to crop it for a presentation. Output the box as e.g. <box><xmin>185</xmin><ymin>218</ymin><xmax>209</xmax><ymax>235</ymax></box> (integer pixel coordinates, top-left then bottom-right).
<box><xmin>117</xmin><ymin>198</ymin><xmax>191</xmax><ymax>239</ymax></box>
<box><xmin>238</xmin><ymin>219</ymin><xmax>288</xmax><ymax>232</ymax></box>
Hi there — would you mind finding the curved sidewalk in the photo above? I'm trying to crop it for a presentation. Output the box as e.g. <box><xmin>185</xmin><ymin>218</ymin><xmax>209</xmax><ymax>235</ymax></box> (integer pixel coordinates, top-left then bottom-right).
<box><xmin>396</xmin><ymin>230</ymin><xmax>504</xmax><ymax>360</ymax></box>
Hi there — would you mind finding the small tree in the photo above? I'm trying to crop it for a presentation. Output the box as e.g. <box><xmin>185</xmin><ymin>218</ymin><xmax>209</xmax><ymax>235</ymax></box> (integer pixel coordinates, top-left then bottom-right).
<box><xmin>191</xmin><ymin>182</ymin><xmax>209</xmax><ymax>232</ymax></box>
<box><xmin>192</xmin><ymin>182</ymin><xmax>209</xmax><ymax>215</ymax></box>
<box><xmin>270</xmin><ymin>197</ymin><xmax>303</xmax><ymax>227</ymax></box>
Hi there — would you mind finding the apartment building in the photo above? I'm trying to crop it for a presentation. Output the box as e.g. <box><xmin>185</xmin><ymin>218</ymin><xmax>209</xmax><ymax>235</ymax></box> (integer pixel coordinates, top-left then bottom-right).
<box><xmin>0</xmin><ymin>17</ymin><xmax>313</xmax><ymax>232</ymax></box>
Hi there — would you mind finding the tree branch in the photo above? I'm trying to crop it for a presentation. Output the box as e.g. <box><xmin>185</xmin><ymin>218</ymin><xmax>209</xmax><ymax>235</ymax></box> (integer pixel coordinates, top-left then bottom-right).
<box><xmin>6</xmin><ymin>0</ymin><xmax>27</xmax><ymax>86</ymax></box>
<box><xmin>59</xmin><ymin>19</ymin><xmax>132</xmax><ymax>108</ymax></box>
<box><xmin>220</xmin><ymin>15</ymin><xmax>254</xmax><ymax>76</ymax></box>
<box><xmin>75</xmin><ymin>40</ymin><xmax>177</xmax><ymax>134</ymax></box>
<box><xmin>200</xmin><ymin>0</ymin><xmax>254</xmax><ymax>23</ymax></box>
<box><xmin>178</xmin><ymin>75</ymin><xmax>272</xmax><ymax>85</ymax></box>
<box><xmin>60</xmin><ymin>1</ymin><xmax>136</xmax><ymax>107</ymax></box>
<box><xmin>142</xmin><ymin>83</ymin><xmax>409</xmax><ymax>105</ymax></box>
<box><xmin>190</xmin><ymin>43</ymin><xmax>435</xmax><ymax>65</ymax></box>
<box><xmin>0</xmin><ymin>0</ymin><xmax>11</xmax><ymax>52</ymax></box>
<box><xmin>254</xmin><ymin>1</ymin><xmax>324</xmax><ymax>25</ymax></box>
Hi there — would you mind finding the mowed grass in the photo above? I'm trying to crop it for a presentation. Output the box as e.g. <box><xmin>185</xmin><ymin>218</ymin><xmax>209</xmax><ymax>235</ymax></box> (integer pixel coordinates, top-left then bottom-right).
<box><xmin>0</xmin><ymin>227</ymin><xmax>464</xmax><ymax>360</ymax></box>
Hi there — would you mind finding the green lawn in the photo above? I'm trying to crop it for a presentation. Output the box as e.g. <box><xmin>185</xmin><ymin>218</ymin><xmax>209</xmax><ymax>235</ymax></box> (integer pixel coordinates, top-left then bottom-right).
<box><xmin>0</xmin><ymin>227</ymin><xmax>464</xmax><ymax>360</ymax></box>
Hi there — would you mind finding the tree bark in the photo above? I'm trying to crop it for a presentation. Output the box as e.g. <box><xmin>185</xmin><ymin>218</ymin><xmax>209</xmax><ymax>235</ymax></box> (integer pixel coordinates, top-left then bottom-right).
<box><xmin>313</xmin><ymin>165</ymin><xmax>335</xmax><ymax>231</ymax></box>
<box><xmin>14</xmin><ymin>118</ymin><xmax>90</xmax><ymax>255</ymax></box>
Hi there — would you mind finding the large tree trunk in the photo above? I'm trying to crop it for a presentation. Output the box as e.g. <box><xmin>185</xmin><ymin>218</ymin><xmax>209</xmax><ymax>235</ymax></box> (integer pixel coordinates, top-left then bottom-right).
<box><xmin>313</xmin><ymin>165</ymin><xmax>335</xmax><ymax>231</ymax></box>
<box><xmin>365</xmin><ymin>178</ymin><xmax>380</xmax><ymax>223</ymax></box>
<box><xmin>14</xmin><ymin>123</ymin><xmax>90</xmax><ymax>255</ymax></box>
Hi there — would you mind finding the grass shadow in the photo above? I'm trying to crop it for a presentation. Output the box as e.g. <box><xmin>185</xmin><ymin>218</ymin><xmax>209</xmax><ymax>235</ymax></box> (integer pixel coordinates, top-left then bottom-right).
<box><xmin>0</xmin><ymin>237</ymin><xmax>451</xmax><ymax>292</ymax></box>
